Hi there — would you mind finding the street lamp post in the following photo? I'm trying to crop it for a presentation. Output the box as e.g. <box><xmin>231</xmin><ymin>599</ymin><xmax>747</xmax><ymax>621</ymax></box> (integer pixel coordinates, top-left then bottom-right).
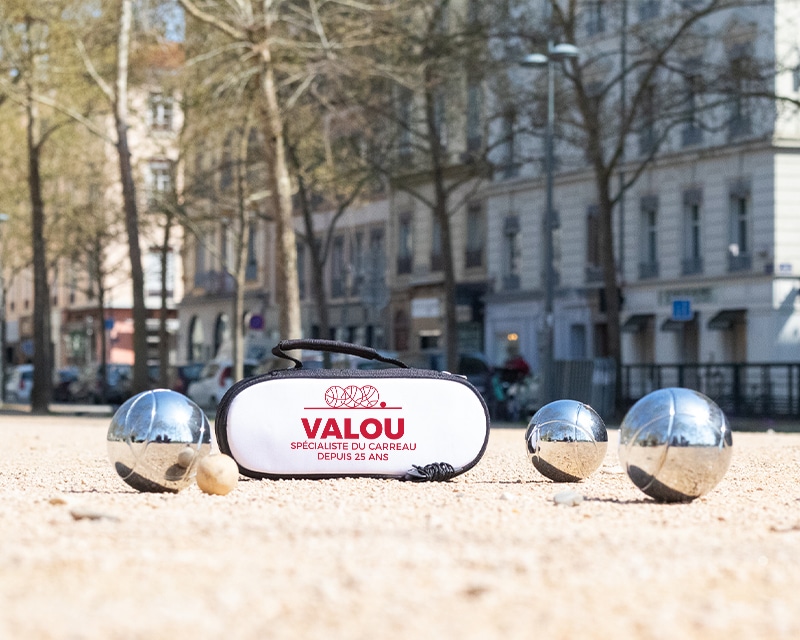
<box><xmin>520</xmin><ymin>43</ymin><xmax>579</xmax><ymax>405</ymax></box>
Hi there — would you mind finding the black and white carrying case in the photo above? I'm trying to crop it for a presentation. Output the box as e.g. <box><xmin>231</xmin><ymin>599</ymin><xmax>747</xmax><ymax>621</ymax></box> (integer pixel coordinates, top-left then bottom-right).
<box><xmin>215</xmin><ymin>339</ymin><xmax>490</xmax><ymax>481</ymax></box>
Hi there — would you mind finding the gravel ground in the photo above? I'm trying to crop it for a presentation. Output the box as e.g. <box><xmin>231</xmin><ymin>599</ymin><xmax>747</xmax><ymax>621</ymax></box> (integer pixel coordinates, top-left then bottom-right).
<box><xmin>1</xmin><ymin>412</ymin><xmax>799</xmax><ymax>639</ymax></box>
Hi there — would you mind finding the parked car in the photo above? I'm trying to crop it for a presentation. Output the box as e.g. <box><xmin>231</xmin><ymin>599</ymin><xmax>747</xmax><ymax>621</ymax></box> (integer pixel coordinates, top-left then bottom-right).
<box><xmin>187</xmin><ymin>360</ymin><xmax>259</xmax><ymax>410</ymax></box>
<box><xmin>5</xmin><ymin>364</ymin><xmax>34</xmax><ymax>403</ymax></box>
<box><xmin>69</xmin><ymin>364</ymin><xmax>133</xmax><ymax>405</ymax></box>
<box><xmin>52</xmin><ymin>366</ymin><xmax>80</xmax><ymax>403</ymax></box>
<box><xmin>172</xmin><ymin>362</ymin><xmax>205</xmax><ymax>395</ymax></box>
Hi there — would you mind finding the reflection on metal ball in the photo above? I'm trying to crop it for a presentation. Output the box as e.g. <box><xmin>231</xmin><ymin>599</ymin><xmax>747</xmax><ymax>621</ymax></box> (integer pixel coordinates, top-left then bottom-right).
<box><xmin>525</xmin><ymin>399</ymin><xmax>608</xmax><ymax>482</ymax></box>
<box><xmin>618</xmin><ymin>387</ymin><xmax>732</xmax><ymax>502</ymax></box>
<box><xmin>107</xmin><ymin>389</ymin><xmax>212</xmax><ymax>492</ymax></box>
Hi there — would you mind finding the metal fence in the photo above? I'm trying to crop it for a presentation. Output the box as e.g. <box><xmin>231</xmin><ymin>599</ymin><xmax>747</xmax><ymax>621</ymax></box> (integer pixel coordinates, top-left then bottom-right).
<box><xmin>622</xmin><ymin>363</ymin><xmax>800</xmax><ymax>417</ymax></box>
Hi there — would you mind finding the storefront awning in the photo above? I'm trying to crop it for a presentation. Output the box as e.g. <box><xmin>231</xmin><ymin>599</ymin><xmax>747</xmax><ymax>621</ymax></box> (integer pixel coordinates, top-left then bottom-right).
<box><xmin>621</xmin><ymin>314</ymin><xmax>654</xmax><ymax>333</ymax></box>
<box><xmin>660</xmin><ymin>318</ymin><xmax>685</xmax><ymax>332</ymax></box>
<box><xmin>707</xmin><ymin>309</ymin><xmax>747</xmax><ymax>330</ymax></box>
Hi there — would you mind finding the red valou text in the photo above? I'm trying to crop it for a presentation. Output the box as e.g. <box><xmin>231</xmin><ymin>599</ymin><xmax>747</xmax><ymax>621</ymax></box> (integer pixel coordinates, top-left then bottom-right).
<box><xmin>302</xmin><ymin>417</ymin><xmax>404</xmax><ymax>440</ymax></box>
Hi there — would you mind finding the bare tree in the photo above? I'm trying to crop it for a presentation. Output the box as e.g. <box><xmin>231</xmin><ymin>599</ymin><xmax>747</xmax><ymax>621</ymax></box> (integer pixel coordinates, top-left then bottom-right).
<box><xmin>369</xmin><ymin>0</ymin><xmax>498</xmax><ymax>371</ymax></box>
<box><xmin>509</xmin><ymin>0</ymin><xmax>776</xmax><ymax>413</ymax></box>
<box><xmin>177</xmin><ymin>0</ymin><xmax>305</xmax><ymax>341</ymax></box>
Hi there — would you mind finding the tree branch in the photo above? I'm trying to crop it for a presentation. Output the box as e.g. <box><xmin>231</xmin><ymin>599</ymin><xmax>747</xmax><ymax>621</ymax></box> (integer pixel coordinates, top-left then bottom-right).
<box><xmin>178</xmin><ymin>0</ymin><xmax>248</xmax><ymax>41</ymax></box>
<box><xmin>75</xmin><ymin>38</ymin><xmax>115</xmax><ymax>105</ymax></box>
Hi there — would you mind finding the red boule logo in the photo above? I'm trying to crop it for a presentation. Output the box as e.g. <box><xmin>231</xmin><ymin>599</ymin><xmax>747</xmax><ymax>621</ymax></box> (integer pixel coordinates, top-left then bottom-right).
<box><xmin>306</xmin><ymin>385</ymin><xmax>399</xmax><ymax>410</ymax></box>
<box><xmin>324</xmin><ymin>385</ymin><xmax>380</xmax><ymax>408</ymax></box>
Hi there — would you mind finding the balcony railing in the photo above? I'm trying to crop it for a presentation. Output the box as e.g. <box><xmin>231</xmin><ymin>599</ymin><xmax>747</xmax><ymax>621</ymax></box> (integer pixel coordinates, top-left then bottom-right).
<box><xmin>728</xmin><ymin>253</ymin><xmax>752</xmax><ymax>272</ymax></box>
<box><xmin>465</xmin><ymin>248</ymin><xmax>483</xmax><ymax>268</ymax></box>
<box><xmin>623</xmin><ymin>362</ymin><xmax>800</xmax><ymax>418</ymax></box>
<box><xmin>502</xmin><ymin>274</ymin><xmax>520</xmax><ymax>291</ymax></box>
<box><xmin>396</xmin><ymin>255</ymin><xmax>413</xmax><ymax>275</ymax></box>
<box><xmin>638</xmin><ymin>261</ymin><xmax>659</xmax><ymax>280</ymax></box>
<box><xmin>681</xmin><ymin>256</ymin><xmax>703</xmax><ymax>275</ymax></box>
<box><xmin>585</xmin><ymin>264</ymin><xmax>604</xmax><ymax>283</ymax></box>
<box><xmin>194</xmin><ymin>270</ymin><xmax>235</xmax><ymax>295</ymax></box>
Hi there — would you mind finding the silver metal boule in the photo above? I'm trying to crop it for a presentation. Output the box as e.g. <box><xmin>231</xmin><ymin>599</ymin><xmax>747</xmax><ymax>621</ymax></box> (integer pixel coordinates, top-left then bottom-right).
<box><xmin>618</xmin><ymin>387</ymin><xmax>733</xmax><ymax>502</ymax></box>
<box><xmin>525</xmin><ymin>399</ymin><xmax>608</xmax><ymax>482</ymax></box>
<box><xmin>107</xmin><ymin>389</ymin><xmax>212</xmax><ymax>492</ymax></box>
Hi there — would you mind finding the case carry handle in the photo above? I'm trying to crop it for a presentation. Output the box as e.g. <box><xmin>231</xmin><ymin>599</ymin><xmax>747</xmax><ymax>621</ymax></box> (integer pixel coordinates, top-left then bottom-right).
<box><xmin>272</xmin><ymin>339</ymin><xmax>409</xmax><ymax>370</ymax></box>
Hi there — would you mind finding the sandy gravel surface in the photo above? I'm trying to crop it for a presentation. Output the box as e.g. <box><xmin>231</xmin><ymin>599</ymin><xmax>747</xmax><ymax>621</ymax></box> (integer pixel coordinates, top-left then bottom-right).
<box><xmin>1</xmin><ymin>412</ymin><xmax>799</xmax><ymax>640</ymax></box>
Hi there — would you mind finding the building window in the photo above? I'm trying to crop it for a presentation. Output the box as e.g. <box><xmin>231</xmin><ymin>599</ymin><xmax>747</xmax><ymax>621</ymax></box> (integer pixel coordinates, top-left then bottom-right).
<box><xmin>638</xmin><ymin>83</ymin><xmax>656</xmax><ymax>155</ymax></box>
<box><xmin>728</xmin><ymin>48</ymin><xmax>754</xmax><ymax>138</ymax></box>
<box><xmin>145</xmin><ymin>248</ymin><xmax>175</xmax><ymax>299</ymax></box>
<box><xmin>465</xmin><ymin>201</ymin><xmax>484</xmax><ymax>268</ymax></box>
<box><xmin>147</xmin><ymin>160</ymin><xmax>171</xmax><ymax>208</ymax></box>
<box><xmin>149</xmin><ymin>93</ymin><xmax>173</xmax><ymax>131</ymax></box>
<box><xmin>331</xmin><ymin>235</ymin><xmax>346</xmax><ymax>298</ymax></box>
<box><xmin>397</xmin><ymin>87</ymin><xmax>414</xmax><ymax>161</ymax></box>
<box><xmin>503</xmin><ymin>214</ymin><xmax>521</xmax><ymax>290</ymax></box>
<box><xmin>219</xmin><ymin>222</ymin><xmax>230</xmax><ymax>270</ymax></box>
<box><xmin>397</xmin><ymin>213</ymin><xmax>413</xmax><ymax>275</ymax></box>
<box><xmin>362</xmin><ymin>229</ymin><xmax>387</xmax><ymax>309</ymax></box>
<box><xmin>351</xmin><ymin>231</ymin><xmax>365</xmax><ymax>296</ymax></box>
<box><xmin>498</xmin><ymin>108</ymin><xmax>518</xmax><ymax>179</ymax></box>
<box><xmin>214</xmin><ymin>313</ymin><xmax>230</xmax><ymax>357</ymax></box>
<box><xmin>638</xmin><ymin>0</ymin><xmax>660</xmax><ymax>21</ymax></box>
<box><xmin>586</xmin><ymin>0</ymin><xmax>606</xmax><ymax>36</ymax></box>
<box><xmin>246</xmin><ymin>224</ymin><xmax>258</xmax><ymax>281</ymax></box>
<box><xmin>467</xmin><ymin>0</ymin><xmax>480</xmax><ymax>24</ymax></box>
<box><xmin>188</xmin><ymin>316</ymin><xmax>205</xmax><ymax>362</ymax></box>
<box><xmin>585</xmin><ymin>205</ymin><xmax>603</xmax><ymax>282</ymax></box>
<box><xmin>728</xmin><ymin>182</ymin><xmax>751</xmax><ymax>272</ymax></box>
<box><xmin>465</xmin><ymin>77</ymin><xmax>482</xmax><ymax>154</ymax></box>
<box><xmin>682</xmin><ymin>60</ymin><xmax>704</xmax><ymax>147</ymax></box>
<box><xmin>682</xmin><ymin>189</ymin><xmax>703</xmax><ymax>275</ymax></box>
<box><xmin>639</xmin><ymin>196</ymin><xmax>659</xmax><ymax>279</ymax></box>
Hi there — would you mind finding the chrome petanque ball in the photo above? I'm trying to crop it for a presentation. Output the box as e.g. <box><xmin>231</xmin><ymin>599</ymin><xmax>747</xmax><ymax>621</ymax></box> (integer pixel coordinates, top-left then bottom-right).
<box><xmin>107</xmin><ymin>389</ymin><xmax>212</xmax><ymax>493</ymax></box>
<box><xmin>618</xmin><ymin>387</ymin><xmax>732</xmax><ymax>502</ymax></box>
<box><xmin>525</xmin><ymin>399</ymin><xmax>608</xmax><ymax>482</ymax></box>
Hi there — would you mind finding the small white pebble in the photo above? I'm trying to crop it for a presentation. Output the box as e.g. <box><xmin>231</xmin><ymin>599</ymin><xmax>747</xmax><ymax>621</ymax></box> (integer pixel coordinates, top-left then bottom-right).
<box><xmin>500</xmin><ymin>492</ymin><xmax>514</xmax><ymax>501</ymax></box>
<box><xmin>553</xmin><ymin>490</ymin><xmax>583</xmax><ymax>507</ymax></box>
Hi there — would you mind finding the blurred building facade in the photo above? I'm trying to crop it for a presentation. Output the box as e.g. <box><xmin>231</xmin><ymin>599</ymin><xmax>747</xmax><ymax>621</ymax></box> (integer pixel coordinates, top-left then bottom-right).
<box><xmin>178</xmin><ymin>1</ymin><xmax>800</xmax><ymax>378</ymax></box>
<box><xmin>480</xmin><ymin>1</ymin><xmax>800</xmax><ymax>380</ymax></box>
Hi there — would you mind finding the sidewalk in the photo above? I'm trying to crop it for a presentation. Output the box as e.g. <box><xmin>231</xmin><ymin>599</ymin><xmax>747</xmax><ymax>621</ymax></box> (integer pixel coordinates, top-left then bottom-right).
<box><xmin>1</xmin><ymin>412</ymin><xmax>799</xmax><ymax>639</ymax></box>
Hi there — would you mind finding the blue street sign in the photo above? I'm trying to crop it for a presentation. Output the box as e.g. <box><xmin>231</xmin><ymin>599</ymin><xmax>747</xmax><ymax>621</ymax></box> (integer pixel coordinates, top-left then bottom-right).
<box><xmin>672</xmin><ymin>299</ymin><xmax>692</xmax><ymax>321</ymax></box>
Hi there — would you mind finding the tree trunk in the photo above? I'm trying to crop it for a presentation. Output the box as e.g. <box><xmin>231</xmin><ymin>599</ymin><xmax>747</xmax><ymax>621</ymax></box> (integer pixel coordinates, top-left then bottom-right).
<box><xmin>97</xmin><ymin>246</ymin><xmax>109</xmax><ymax>402</ymax></box>
<box><xmin>231</xmin><ymin>114</ymin><xmax>256</xmax><ymax>381</ymax></box>
<box><xmin>158</xmin><ymin>217</ymin><xmax>171</xmax><ymax>388</ymax></box>
<box><xmin>27</xmin><ymin>97</ymin><xmax>52</xmax><ymax>414</ymax></box>
<box><xmin>116</xmin><ymin>0</ymin><xmax>149</xmax><ymax>393</ymax></box>
<box><xmin>597</xmin><ymin>181</ymin><xmax>623</xmax><ymax>414</ymax></box>
<box><xmin>424</xmin><ymin>75</ymin><xmax>458</xmax><ymax>373</ymax></box>
<box><xmin>259</xmin><ymin>45</ymin><xmax>301</xmax><ymax>340</ymax></box>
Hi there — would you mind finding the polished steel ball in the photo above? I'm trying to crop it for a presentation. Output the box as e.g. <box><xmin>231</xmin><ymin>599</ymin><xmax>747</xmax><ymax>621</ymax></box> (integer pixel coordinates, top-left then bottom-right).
<box><xmin>525</xmin><ymin>399</ymin><xmax>608</xmax><ymax>482</ymax></box>
<box><xmin>618</xmin><ymin>387</ymin><xmax>732</xmax><ymax>502</ymax></box>
<box><xmin>107</xmin><ymin>389</ymin><xmax>212</xmax><ymax>492</ymax></box>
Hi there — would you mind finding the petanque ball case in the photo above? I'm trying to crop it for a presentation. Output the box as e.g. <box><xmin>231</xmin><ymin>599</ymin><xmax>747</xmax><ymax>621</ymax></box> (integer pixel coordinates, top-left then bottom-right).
<box><xmin>215</xmin><ymin>339</ymin><xmax>490</xmax><ymax>481</ymax></box>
